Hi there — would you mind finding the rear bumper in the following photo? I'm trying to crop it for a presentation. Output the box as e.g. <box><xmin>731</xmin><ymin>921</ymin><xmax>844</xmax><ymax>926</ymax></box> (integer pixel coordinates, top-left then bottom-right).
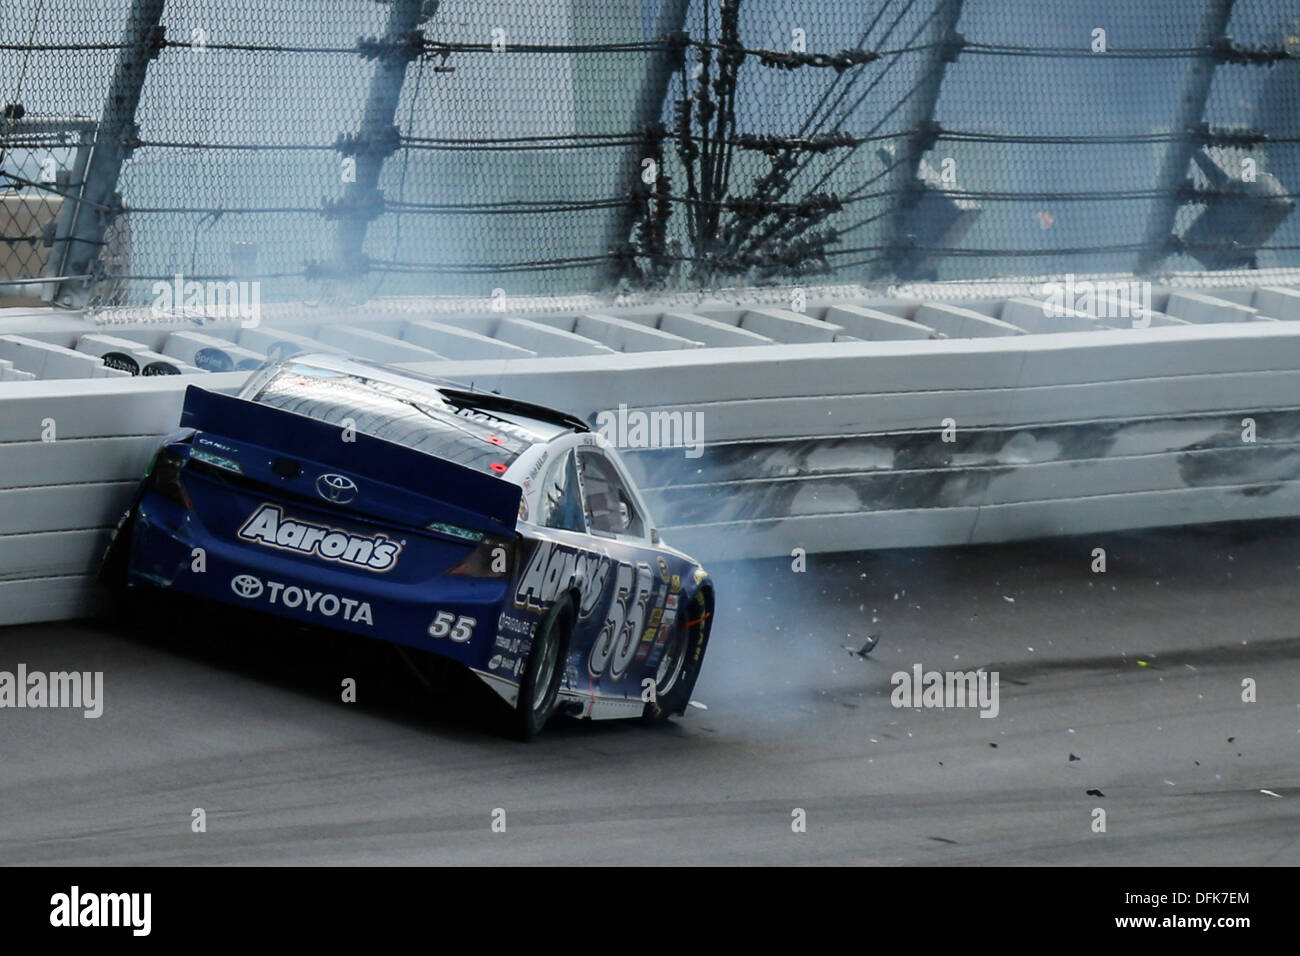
<box><xmin>127</xmin><ymin>491</ymin><xmax>510</xmax><ymax>670</ymax></box>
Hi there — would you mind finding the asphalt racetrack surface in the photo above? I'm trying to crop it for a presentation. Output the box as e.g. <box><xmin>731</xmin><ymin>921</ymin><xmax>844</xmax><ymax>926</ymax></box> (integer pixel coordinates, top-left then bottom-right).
<box><xmin>3</xmin><ymin>520</ymin><xmax>1298</xmax><ymax>865</ymax></box>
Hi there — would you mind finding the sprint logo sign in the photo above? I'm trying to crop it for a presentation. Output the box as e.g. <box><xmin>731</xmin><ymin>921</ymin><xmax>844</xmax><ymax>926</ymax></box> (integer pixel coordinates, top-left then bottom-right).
<box><xmin>237</xmin><ymin>504</ymin><xmax>401</xmax><ymax>572</ymax></box>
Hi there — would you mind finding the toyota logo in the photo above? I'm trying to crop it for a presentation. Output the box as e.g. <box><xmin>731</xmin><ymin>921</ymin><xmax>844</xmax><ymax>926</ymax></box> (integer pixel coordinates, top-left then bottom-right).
<box><xmin>231</xmin><ymin>574</ymin><xmax>263</xmax><ymax>599</ymax></box>
<box><xmin>316</xmin><ymin>473</ymin><xmax>358</xmax><ymax>504</ymax></box>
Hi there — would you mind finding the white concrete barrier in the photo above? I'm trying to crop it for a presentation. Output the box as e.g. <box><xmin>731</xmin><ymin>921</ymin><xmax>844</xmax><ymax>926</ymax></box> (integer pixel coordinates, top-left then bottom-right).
<box><xmin>823</xmin><ymin>304</ymin><xmax>937</xmax><ymax>340</ymax></box>
<box><xmin>659</xmin><ymin>311</ymin><xmax>773</xmax><ymax>345</ymax></box>
<box><xmin>0</xmin><ymin>372</ymin><xmax>245</xmax><ymax>625</ymax></box>
<box><xmin>1</xmin><ymin>279</ymin><xmax>1300</xmax><ymax>626</ymax></box>
<box><xmin>162</xmin><ymin>331</ymin><xmax>266</xmax><ymax>372</ymax></box>
<box><xmin>400</xmin><ymin>319</ymin><xmax>536</xmax><ymax>359</ymax></box>
<box><xmin>573</xmin><ymin>314</ymin><xmax>704</xmax><ymax>351</ymax></box>
<box><xmin>0</xmin><ymin>335</ymin><xmax>131</xmax><ymax>380</ymax></box>
<box><xmin>76</xmin><ymin>334</ymin><xmax>201</xmax><ymax>376</ymax></box>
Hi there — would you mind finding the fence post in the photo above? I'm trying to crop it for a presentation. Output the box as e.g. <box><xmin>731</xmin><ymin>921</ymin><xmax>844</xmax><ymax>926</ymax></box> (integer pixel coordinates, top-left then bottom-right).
<box><xmin>1135</xmin><ymin>0</ymin><xmax>1236</xmax><ymax>275</ymax></box>
<box><xmin>57</xmin><ymin>0</ymin><xmax>166</xmax><ymax>307</ymax></box>
<box><xmin>872</xmin><ymin>0</ymin><xmax>964</xmax><ymax>281</ymax></box>
<box><xmin>600</xmin><ymin>0</ymin><xmax>691</xmax><ymax>288</ymax></box>
<box><xmin>331</xmin><ymin>0</ymin><xmax>426</xmax><ymax>278</ymax></box>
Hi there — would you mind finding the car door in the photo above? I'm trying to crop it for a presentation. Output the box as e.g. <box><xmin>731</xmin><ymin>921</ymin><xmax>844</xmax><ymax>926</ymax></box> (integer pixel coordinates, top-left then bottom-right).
<box><xmin>507</xmin><ymin>445</ymin><xmax>622</xmax><ymax>681</ymax></box>
<box><xmin>574</xmin><ymin>446</ymin><xmax>681</xmax><ymax>693</ymax></box>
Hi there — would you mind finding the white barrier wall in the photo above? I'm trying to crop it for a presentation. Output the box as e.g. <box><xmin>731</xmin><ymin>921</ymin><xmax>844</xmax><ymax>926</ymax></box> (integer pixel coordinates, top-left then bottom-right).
<box><xmin>401</xmin><ymin>322</ymin><xmax>1300</xmax><ymax>559</ymax></box>
<box><xmin>2</xmin><ymin>306</ymin><xmax>1300</xmax><ymax>625</ymax></box>
<box><xmin>0</xmin><ymin>372</ymin><xmax>246</xmax><ymax>625</ymax></box>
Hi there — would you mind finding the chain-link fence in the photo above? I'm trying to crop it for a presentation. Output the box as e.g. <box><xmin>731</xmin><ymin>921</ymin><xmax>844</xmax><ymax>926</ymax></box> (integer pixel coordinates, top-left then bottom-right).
<box><xmin>3</xmin><ymin>0</ymin><xmax>1300</xmax><ymax>309</ymax></box>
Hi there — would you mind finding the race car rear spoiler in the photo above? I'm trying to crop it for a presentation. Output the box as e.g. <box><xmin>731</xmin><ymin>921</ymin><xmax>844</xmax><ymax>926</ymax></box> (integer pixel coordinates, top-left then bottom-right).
<box><xmin>178</xmin><ymin>386</ymin><xmax>521</xmax><ymax>536</ymax></box>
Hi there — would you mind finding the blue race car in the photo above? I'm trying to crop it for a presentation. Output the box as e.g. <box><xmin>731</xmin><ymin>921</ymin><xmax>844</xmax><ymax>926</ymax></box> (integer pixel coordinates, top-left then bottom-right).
<box><xmin>100</xmin><ymin>354</ymin><xmax>715</xmax><ymax>738</ymax></box>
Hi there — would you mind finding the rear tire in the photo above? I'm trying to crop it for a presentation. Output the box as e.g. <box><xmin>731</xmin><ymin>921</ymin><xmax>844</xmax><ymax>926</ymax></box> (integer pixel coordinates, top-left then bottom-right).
<box><xmin>97</xmin><ymin>510</ymin><xmax>148</xmax><ymax>628</ymax></box>
<box><xmin>98</xmin><ymin>510</ymin><xmax>136</xmax><ymax>590</ymax></box>
<box><xmin>510</xmin><ymin>598</ymin><xmax>573</xmax><ymax>741</ymax></box>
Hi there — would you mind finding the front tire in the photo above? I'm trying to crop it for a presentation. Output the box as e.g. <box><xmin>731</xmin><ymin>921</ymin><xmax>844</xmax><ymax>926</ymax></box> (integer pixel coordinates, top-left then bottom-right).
<box><xmin>642</xmin><ymin>588</ymin><xmax>711</xmax><ymax>723</ymax></box>
<box><xmin>510</xmin><ymin>598</ymin><xmax>573</xmax><ymax>740</ymax></box>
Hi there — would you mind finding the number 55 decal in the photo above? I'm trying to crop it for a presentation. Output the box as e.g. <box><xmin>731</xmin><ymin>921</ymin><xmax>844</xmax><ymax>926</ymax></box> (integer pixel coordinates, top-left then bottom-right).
<box><xmin>589</xmin><ymin>561</ymin><xmax>653</xmax><ymax>678</ymax></box>
<box><xmin>428</xmin><ymin>612</ymin><xmax>476</xmax><ymax>642</ymax></box>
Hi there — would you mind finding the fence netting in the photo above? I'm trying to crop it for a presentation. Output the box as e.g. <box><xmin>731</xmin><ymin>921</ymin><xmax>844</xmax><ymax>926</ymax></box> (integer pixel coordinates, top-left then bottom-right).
<box><xmin>3</xmin><ymin>0</ymin><xmax>1300</xmax><ymax>308</ymax></box>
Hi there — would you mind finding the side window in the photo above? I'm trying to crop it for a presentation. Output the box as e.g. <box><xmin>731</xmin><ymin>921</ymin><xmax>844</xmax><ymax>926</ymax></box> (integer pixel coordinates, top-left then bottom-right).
<box><xmin>576</xmin><ymin>449</ymin><xmax>645</xmax><ymax>538</ymax></box>
<box><xmin>540</xmin><ymin>450</ymin><xmax>586</xmax><ymax>533</ymax></box>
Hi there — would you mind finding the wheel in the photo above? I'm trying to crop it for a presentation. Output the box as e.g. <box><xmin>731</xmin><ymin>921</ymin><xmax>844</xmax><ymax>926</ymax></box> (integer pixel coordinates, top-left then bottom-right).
<box><xmin>96</xmin><ymin>510</ymin><xmax>148</xmax><ymax>630</ymax></box>
<box><xmin>642</xmin><ymin>589</ymin><xmax>711</xmax><ymax>723</ymax></box>
<box><xmin>98</xmin><ymin>510</ymin><xmax>136</xmax><ymax>590</ymax></box>
<box><xmin>510</xmin><ymin>598</ymin><xmax>573</xmax><ymax>740</ymax></box>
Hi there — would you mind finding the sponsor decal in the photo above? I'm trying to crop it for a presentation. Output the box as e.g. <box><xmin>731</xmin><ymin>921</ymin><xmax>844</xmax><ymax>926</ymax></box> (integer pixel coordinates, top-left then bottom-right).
<box><xmin>237</xmin><ymin>504</ymin><xmax>401</xmax><ymax>572</ymax></box>
<box><xmin>580</xmin><ymin>556</ymin><xmax>612</xmax><ymax>619</ymax></box>
<box><xmin>670</xmin><ymin>573</ymin><xmax>681</xmax><ymax>593</ymax></box>
<box><xmin>231</xmin><ymin>573</ymin><xmax>263</xmax><ymax>599</ymax></box>
<box><xmin>451</xmin><ymin>406</ymin><xmax>539</xmax><ymax>444</ymax></box>
<box><xmin>634</xmin><ymin>603</ymin><xmax>673</xmax><ymax>664</ymax></box>
<box><xmin>654</xmin><ymin>610</ymin><xmax>677</xmax><ymax>647</ymax></box>
<box><xmin>486</xmin><ymin>654</ymin><xmax>524</xmax><ymax>676</ymax></box>
<box><xmin>428</xmin><ymin>612</ymin><xmax>476</xmax><ymax>642</ymax></box>
<box><xmin>588</xmin><ymin>561</ymin><xmax>655</xmax><ymax>678</ymax></box>
<box><xmin>494</xmin><ymin>632</ymin><xmax>525</xmax><ymax>654</ymax></box>
<box><xmin>101</xmin><ymin>352</ymin><xmax>139</xmax><ymax>375</ymax></box>
<box><xmin>497</xmin><ymin>613</ymin><xmax>534</xmax><ymax>638</ymax></box>
<box><xmin>657</xmin><ymin>555</ymin><xmax>670</xmax><ymax>583</ymax></box>
<box><xmin>230</xmin><ymin>573</ymin><xmax>373</xmax><ymax>625</ymax></box>
<box><xmin>644</xmin><ymin>601</ymin><xmax>680</xmax><ymax>668</ymax></box>
<box><xmin>193</xmin><ymin>347</ymin><xmax>234</xmax><ymax>372</ymax></box>
<box><xmin>315</xmin><ymin>473</ymin><xmax>359</xmax><ymax>504</ymax></box>
<box><xmin>523</xmin><ymin>449</ymin><xmax>548</xmax><ymax>484</ymax></box>
<box><xmin>514</xmin><ymin>540</ymin><xmax>610</xmax><ymax>619</ymax></box>
<box><xmin>645</xmin><ymin>641</ymin><xmax>668</xmax><ymax>670</ymax></box>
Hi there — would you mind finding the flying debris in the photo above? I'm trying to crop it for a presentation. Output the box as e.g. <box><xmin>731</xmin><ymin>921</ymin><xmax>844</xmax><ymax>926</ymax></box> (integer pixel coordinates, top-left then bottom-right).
<box><xmin>843</xmin><ymin>634</ymin><xmax>880</xmax><ymax>659</ymax></box>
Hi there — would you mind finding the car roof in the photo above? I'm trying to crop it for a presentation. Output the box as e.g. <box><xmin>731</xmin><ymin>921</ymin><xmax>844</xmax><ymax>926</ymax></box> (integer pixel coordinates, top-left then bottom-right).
<box><xmin>270</xmin><ymin>353</ymin><xmax>590</xmax><ymax>439</ymax></box>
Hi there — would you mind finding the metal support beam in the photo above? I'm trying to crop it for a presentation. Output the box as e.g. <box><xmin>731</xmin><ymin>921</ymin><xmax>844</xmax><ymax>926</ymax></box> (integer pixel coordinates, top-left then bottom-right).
<box><xmin>331</xmin><ymin>0</ymin><xmax>426</xmax><ymax>277</ymax></box>
<box><xmin>58</xmin><ymin>0</ymin><xmax>166</xmax><ymax>307</ymax></box>
<box><xmin>600</xmin><ymin>0</ymin><xmax>691</xmax><ymax>288</ymax></box>
<box><xmin>1135</xmin><ymin>0</ymin><xmax>1236</xmax><ymax>275</ymax></box>
<box><xmin>873</xmin><ymin>0</ymin><xmax>964</xmax><ymax>281</ymax></box>
<box><xmin>44</xmin><ymin>123</ymin><xmax>97</xmax><ymax>300</ymax></box>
